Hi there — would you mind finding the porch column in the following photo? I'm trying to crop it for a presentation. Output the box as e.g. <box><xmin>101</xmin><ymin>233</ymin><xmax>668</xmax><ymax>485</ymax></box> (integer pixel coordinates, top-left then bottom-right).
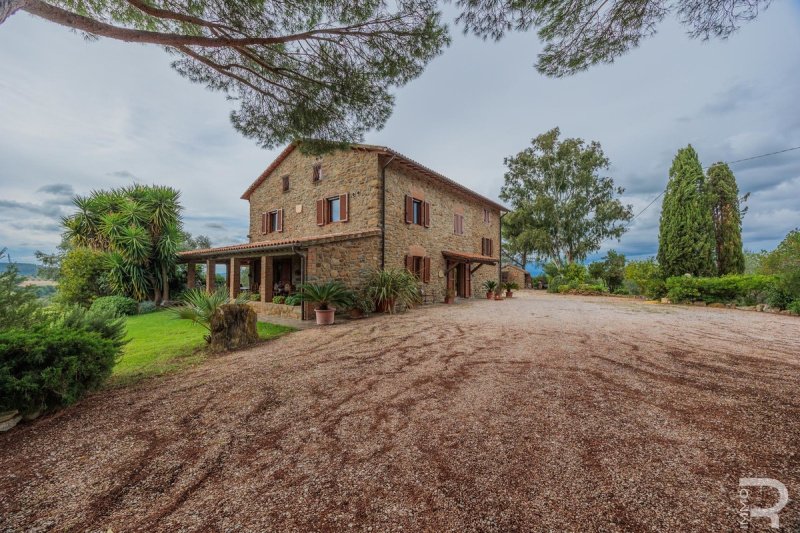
<box><xmin>206</xmin><ymin>260</ymin><xmax>215</xmax><ymax>293</ymax></box>
<box><xmin>259</xmin><ymin>255</ymin><xmax>273</xmax><ymax>303</ymax></box>
<box><xmin>187</xmin><ymin>261</ymin><xmax>195</xmax><ymax>290</ymax></box>
<box><xmin>229</xmin><ymin>257</ymin><xmax>241</xmax><ymax>298</ymax></box>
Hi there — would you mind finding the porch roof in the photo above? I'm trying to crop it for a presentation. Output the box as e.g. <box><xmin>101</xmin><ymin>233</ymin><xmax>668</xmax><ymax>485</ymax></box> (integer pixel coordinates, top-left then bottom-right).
<box><xmin>442</xmin><ymin>250</ymin><xmax>498</xmax><ymax>265</ymax></box>
<box><xmin>178</xmin><ymin>229</ymin><xmax>381</xmax><ymax>261</ymax></box>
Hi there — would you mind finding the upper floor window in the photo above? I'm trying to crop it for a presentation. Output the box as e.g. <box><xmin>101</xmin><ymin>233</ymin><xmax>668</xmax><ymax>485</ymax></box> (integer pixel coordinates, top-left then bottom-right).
<box><xmin>261</xmin><ymin>209</ymin><xmax>284</xmax><ymax>234</ymax></box>
<box><xmin>312</xmin><ymin>164</ymin><xmax>322</xmax><ymax>182</ymax></box>
<box><xmin>404</xmin><ymin>194</ymin><xmax>430</xmax><ymax>227</ymax></box>
<box><xmin>282</xmin><ymin>175</ymin><xmax>290</xmax><ymax>192</ymax></box>
<box><xmin>481</xmin><ymin>237</ymin><xmax>494</xmax><ymax>257</ymax></box>
<box><xmin>454</xmin><ymin>213</ymin><xmax>464</xmax><ymax>235</ymax></box>
<box><xmin>316</xmin><ymin>193</ymin><xmax>349</xmax><ymax>226</ymax></box>
<box><xmin>483</xmin><ymin>208</ymin><xmax>490</xmax><ymax>224</ymax></box>
<box><xmin>405</xmin><ymin>255</ymin><xmax>431</xmax><ymax>283</ymax></box>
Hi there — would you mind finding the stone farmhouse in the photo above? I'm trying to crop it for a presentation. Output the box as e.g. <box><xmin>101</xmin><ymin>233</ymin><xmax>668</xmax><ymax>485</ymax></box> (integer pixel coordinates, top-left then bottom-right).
<box><xmin>179</xmin><ymin>143</ymin><xmax>507</xmax><ymax>319</ymax></box>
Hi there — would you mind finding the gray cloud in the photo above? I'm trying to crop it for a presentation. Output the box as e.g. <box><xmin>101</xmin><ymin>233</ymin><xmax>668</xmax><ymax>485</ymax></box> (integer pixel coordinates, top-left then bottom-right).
<box><xmin>205</xmin><ymin>222</ymin><xmax>226</xmax><ymax>230</ymax></box>
<box><xmin>37</xmin><ymin>183</ymin><xmax>74</xmax><ymax>197</ymax></box>
<box><xmin>108</xmin><ymin>170</ymin><xmax>141</xmax><ymax>181</ymax></box>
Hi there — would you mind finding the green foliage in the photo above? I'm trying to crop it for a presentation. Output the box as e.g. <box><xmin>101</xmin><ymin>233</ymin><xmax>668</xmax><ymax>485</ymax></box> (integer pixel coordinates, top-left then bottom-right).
<box><xmin>272</xmin><ymin>295</ymin><xmax>286</xmax><ymax>304</ymax></box>
<box><xmin>0</xmin><ymin>265</ymin><xmax>41</xmax><ymax>331</ymax></box>
<box><xmin>91</xmin><ymin>296</ymin><xmax>138</xmax><ymax>317</ymax></box>
<box><xmin>284</xmin><ymin>294</ymin><xmax>302</xmax><ymax>306</ymax></box>
<box><xmin>587</xmin><ymin>250</ymin><xmax>626</xmax><ymax>292</ymax></box>
<box><xmin>62</xmin><ymin>185</ymin><xmax>183</xmax><ymax>302</ymax></box>
<box><xmin>299</xmin><ymin>281</ymin><xmax>354</xmax><ymax>311</ymax></box>
<box><xmin>457</xmin><ymin>0</ymin><xmax>768</xmax><ymax>77</ymax></box>
<box><xmin>558</xmin><ymin>283</ymin><xmax>607</xmax><ymax>295</ymax></box>
<box><xmin>759</xmin><ymin>229</ymin><xmax>800</xmax><ymax>309</ymax></box>
<box><xmin>500</xmin><ymin>128</ymin><xmax>632</xmax><ymax>267</ymax></box>
<box><xmin>623</xmin><ymin>258</ymin><xmax>666</xmax><ymax>299</ymax></box>
<box><xmin>482</xmin><ymin>279</ymin><xmax>498</xmax><ymax>292</ymax></box>
<box><xmin>365</xmin><ymin>269</ymin><xmax>421</xmax><ymax>314</ymax></box>
<box><xmin>174</xmin><ymin>288</ymin><xmax>248</xmax><ymax>334</ymax></box>
<box><xmin>137</xmin><ymin>301</ymin><xmax>157</xmax><ymax>314</ymax></box>
<box><xmin>665</xmin><ymin>275</ymin><xmax>776</xmax><ymax>305</ymax></box>
<box><xmin>744</xmin><ymin>250</ymin><xmax>767</xmax><ymax>274</ymax></box>
<box><xmin>787</xmin><ymin>300</ymin><xmax>800</xmax><ymax>315</ymax></box>
<box><xmin>57</xmin><ymin>247</ymin><xmax>110</xmax><ymax>307</ymax></box>
<box><xmin>707</xmin><ymin>163</ymin><xmax>745</xmax><ymax>275</ymax></box>
<box><xmin>562</xmin><ymin>263</ymin><xmax>587</xmax><ymax>284</ymax></box>
<box><xmin>658</xmin><ymin>145</ymin><xmax>716</xmax><ymax>278</ymax></box>
<box><xmin>503</xmin><ymin>281</ymin><xmax>520</xmax><ymax>291</ymax></box>
<box><xmin>0</xmin><ymin>326</ymin><xmax>119</xmax><ymax>415</ymax></box>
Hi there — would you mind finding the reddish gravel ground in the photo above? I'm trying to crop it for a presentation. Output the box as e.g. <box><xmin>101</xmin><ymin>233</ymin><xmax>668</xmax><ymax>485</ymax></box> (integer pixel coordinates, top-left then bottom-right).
<box><xmin>1</xmin><ymin>291</ymin><xmax>798</xmax><ymax>532</ymax></box>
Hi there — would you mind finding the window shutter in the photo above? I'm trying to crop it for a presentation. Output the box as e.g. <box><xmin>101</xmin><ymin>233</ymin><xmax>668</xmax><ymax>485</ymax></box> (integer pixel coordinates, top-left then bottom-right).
<box><xmin>282</xmin><ymin>175</ymin><xmax>289</xmax><ymax>192</ymax></box>
<box><xmin>405</xmin><ymin>255</ymin><xmax>414</xmax><ymax>273</ymax></box>
<box><xmin>277</xmin><ymin>209</ymin><xmax>284</xmax><ymax>232</ymax></box>
<box><xmin>453</xmin><ymin>214</ymin><xmax>458</xmax><ymax>235</ymax></box>
<box><xmin>459</xmin><ymin>215</ymin><xmax>464</xmax><ymax>235</ymax></box>
<box><xmin>423</xmin><ymin>202</ymin><xmax>431</xmax><ymax>228</ymax></box>
<box><xmin>316</xmin><ymin>199</ymin><xmax>325</xmax><ymax>226</ymax></box>
<box><xmin>339</xmin><ymin>193</ymin><xmax>349</xmax><ymax>222</ymax></box>
<box><xmin>313</xmin><ymin>164</ymin><xmax>321</xmax><ymax>182</ymax></box>
<box><xmin>481</xmin><ymin>238</ymin><xmax>487</xmax><ymax>256</ymax></box>
<box><xmin>423</xmin><ymin>256</ymin><xmax>431</xmax><ymax>283</ymax></box>
<box><xmin>405</xmin><ymin>195</ymin><xmax>413</xmax><ymax>224</ymax></box>
<box><xmin>488</xmin><ymin>239</ymin><xmax>494</xmax><ymax>256</ymax></box>
<box><xmin>261</xmin><ymin>212</ymin><xmax>267</xmax><ymax>234</ymax></box>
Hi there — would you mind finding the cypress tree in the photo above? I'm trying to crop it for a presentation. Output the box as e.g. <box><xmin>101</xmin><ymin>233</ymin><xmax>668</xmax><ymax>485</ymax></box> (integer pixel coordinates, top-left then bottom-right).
<box><xmin>657</xmin><ymin>145</ymin><xmax>716</xmax><ymax>278</ymax></box>
<box><xmin>707</xmin><ymin>162</ymin><xmax>745</xmax><ymax>275</ymax></box>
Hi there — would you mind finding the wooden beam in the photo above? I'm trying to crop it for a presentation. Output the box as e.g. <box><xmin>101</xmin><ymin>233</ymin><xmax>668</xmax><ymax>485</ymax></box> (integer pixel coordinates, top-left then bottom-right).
<box><xmin>206</xmin><ymin>260</ymin><xmax>215</xmax><ymax>293</ymax></box>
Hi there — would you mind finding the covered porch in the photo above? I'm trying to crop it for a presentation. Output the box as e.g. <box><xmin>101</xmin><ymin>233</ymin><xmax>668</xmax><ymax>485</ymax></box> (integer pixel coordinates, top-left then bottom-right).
<box><xmin>442</xmin><ymin>250</ymin><xmax>498</xmax><ymax>299</ymax></box>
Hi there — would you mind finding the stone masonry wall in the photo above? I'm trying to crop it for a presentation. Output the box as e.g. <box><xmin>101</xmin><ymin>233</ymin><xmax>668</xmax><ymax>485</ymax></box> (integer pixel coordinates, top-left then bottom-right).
<box><xmin>306</xmin><ymin>235</ymin><xmax>381</xmax><ymax>289</ymax></box>
<box><xmin>383</xmin><ymin>161</ymin><xmax>501</xmax><ymax>302</ymax></box>
<box><xmin>248</xmin><ymin>148</ymin><xmax>381</xmax><ymax>242</ymax></box>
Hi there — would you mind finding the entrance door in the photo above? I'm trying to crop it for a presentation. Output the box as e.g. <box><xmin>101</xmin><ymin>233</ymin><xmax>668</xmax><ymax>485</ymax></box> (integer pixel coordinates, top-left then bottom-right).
<box><xmin>455</xmin><ymin>263</ymin><xmax>470</xmax><ymax>298</ymax></box>
<box><xmin>275</xmin><ymin>258</ymin><xmax>292</xmax><ymax>285</ymax></box>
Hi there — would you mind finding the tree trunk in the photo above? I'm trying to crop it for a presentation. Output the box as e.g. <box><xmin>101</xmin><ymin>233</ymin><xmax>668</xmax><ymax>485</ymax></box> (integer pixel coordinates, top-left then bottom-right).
<box><xmin>161</xmin><ymin>264</ymin><xmax>169</xmax><ymax>301</ymax></box>
<box><xmin>0</xmin><ymin>0</ymin><xmax>26</xmax><ymax>25</ymax></box>
<box><xmin>208</xmin><ymin>304</ymin><xmax>259</xmax><ymax>351</ymax></box>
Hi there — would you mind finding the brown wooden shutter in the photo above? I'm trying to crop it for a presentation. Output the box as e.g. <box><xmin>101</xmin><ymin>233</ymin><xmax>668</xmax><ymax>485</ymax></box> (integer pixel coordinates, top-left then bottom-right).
<box><xmin>339</xmin><ymin>193</ymin><xmax>349</xmax><ymax>222</ymax></box>
<box><xmin>282</xmin><ymin>175</ymin><xmax>289</xmax><ymax>192</ymax></box>
<box><xmin>316</xmin><ymin>199</ymin><xmax>325</xmax><ymax>226</ymax></box>
<box><xmin>423</xmin><ymin>202</ymin><xmax>431</xmax><ymax>228</ymax></box>
<box><xmin>313</xmin><ymin>164</ymin><xmax>321</xmax><ymax>182</ymax></box>
<box><xmin>422</xmin><ymin>256</ymin><xmax>431</xmax><ymax>283</ymax></box>
<box><xmin>261</xmin><ymin>212</ymin><xmax>267</xmax><ymax>234</ymax></box>
<box><xmin>488</xmin><ymin>239</ymin><xmax>494</xmax><ymax>256</ymax></box>
<box><xmin>446</xmin><ymin>261</ymin><xmax>455</xmax><ymax>294</ymax></box>
<box><xmin>405</xmin><ymin>195</ymin><xmax>413</xmax><ymax>224</ymax></box>
<box><xmin>459</xmin><ymin>215</ymin><xmax>464</xmax><ymax>235</ymax></box>
<box><xmin>481</xmin><ymin>238</ymin><xmax>487</xmax><ymax>256</ymax></box>
<box><xmin>453</xmin><ymin>214</ymin><xmax>458</xmax><ymax>234</ymax></box>
<box><xmin>405</xmin><ymin>255</ymin><xmax>414</xmax><ymax>273</ymax></box>
<box><xmin>277</xmin><ymin>209</ymin><xmax>284</xmax><ymax>232</ymax></box>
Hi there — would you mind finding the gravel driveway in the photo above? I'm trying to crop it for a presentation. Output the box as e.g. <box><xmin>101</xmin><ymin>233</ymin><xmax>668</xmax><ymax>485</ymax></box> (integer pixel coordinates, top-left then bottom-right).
<box><xmin>1</xmin><ymin>292</ymin><xmax>798</xmax><ymax>532</ymax></box>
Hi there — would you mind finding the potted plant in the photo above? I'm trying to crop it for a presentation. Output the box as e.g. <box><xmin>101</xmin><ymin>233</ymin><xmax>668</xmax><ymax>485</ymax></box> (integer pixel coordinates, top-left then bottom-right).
<box><xmin>366</xmin><ymin>268</ymin><xmax>421</xmax><ymax>314</ymax></box>
<box><xmin>482</xmin><ymin>279</ymin><xmax>498</xmax><ymax>299</ymax></box>
<box><xmin>349</xmin><ymin>290</ymin><xmax>374</xmax><ymax>319</ymax></box>
<box><xmin>298</xmin><ymin>281</ymin><xmax>353</xmax><ymax>325</ymax></box>
<box><xmin>504</xmin><ymin>281</ymin><xmax>519</xmax><ymax>298</ymax></box>
<box><xmin>444</xmin><ymin>287</ymin><xmax>456</xmax><ymax>304</ymax></box>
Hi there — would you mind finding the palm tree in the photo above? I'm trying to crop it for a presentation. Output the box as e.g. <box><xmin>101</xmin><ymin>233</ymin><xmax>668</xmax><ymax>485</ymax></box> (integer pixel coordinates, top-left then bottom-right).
<box><xmin>174</xmin><ymin>288</ymin><xmax>250</xmax><ymax>342</ymax></box>
<box><xmin>62</xmin><ymin>185</ymin><xmax>183</xmax><ymax>303</ymax></box>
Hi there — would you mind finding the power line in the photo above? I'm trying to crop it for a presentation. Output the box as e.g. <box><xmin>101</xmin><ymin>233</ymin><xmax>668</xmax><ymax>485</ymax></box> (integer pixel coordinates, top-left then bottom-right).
<box><xmin>626</xmin><ymin>144</ymin><xmax>800</xmax><ymax>227</ymax></box>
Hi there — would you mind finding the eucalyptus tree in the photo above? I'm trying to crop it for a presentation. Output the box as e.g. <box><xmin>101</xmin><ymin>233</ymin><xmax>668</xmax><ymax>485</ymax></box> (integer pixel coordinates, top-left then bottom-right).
<box><xmin>62</xmin><ymin>184</ymin><xmax>183</xmax><ymax>303</ymax></box>
<box><xmin>500</xmin><ymin>128</ymin><xmax>633</xmax><ymax>268</ymax></box>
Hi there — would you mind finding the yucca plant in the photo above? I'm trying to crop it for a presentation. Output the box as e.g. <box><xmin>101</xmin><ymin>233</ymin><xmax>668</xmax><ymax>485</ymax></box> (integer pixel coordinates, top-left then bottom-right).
<box><xmin>298</xmin><ymin>281</ymin><xmax>353</xmax><ymax>311</ymax></box>
<box><xmin>174</xmin><ymin>288</ymin><xmax>249</xmax><ymax>341</ymax></box>
<box><xmin>366</xmin><ymin>268</ymin><xmax>421</xmax><ymax>314</ymax></box>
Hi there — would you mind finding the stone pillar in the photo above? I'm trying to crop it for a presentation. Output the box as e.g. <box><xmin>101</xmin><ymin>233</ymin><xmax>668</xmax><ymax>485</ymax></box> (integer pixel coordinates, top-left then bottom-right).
<box><xmin>259</xmin><ymin>255</ymin><xmax>274</xmax><ymax>303</ymax></box>
<box><xmin>187</xmin><ymin>261</ymin><xmax>195</xmax><ymax>290</ymax></box>
<box><xmin>229</xmin><ymin>257</ymin><xmax>240</xmax><ymax>298</ymax></box>
<box><xmin>206</xmin><ymin>260</ymin><xmax>215</xmax><ymax>293</ymax></box>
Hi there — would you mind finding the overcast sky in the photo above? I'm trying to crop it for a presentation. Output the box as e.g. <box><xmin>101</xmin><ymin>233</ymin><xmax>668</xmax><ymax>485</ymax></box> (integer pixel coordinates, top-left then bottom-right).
<box><xmin>1</xmin><ymin>3</ymin><xmax>799</xmax><ymax>264</ymax></box>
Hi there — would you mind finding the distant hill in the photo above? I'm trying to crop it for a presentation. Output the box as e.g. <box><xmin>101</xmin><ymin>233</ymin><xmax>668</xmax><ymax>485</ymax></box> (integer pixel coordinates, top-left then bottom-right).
<box><xmin>0</xmin><ymin>263</ymin><xmax>40</xmax><ymax>277</ymax></box>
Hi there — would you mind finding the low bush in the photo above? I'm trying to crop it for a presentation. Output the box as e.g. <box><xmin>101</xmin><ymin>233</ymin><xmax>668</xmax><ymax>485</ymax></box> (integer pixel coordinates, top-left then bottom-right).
<box><xmin>0</xmin><ymin>326</ymin><xmax>120</xmax><ymax>415</ymax></box>
<box><xmin>284</xmin><ymin>294</ymin><xmax>302</xmax><ymax>306</ymax></box>
<box><xmin>90</xmin><ymin>295</ymin><xmax>138</xmax><ymax>317</ymax></box>
<box><xmin>558</xmin><ymin>283</ymin><xmax>607</xmax><ymax>295</ymax></box>
<box><xmin>665</xmin><ymin>275</ymin><xmax>777</xmax><ymax>305</ymax></box>
<box><xmin>788</xmin><ymin>300</ymin><xmax>800</xmax><ymax>315</ymax></box>
<box><xmin>624</xmin><ymin>259</ymin><xmax>666</xmax><ymax>299</ymax></box>
<box><xmin>138</xmin><ymin>301</ymin><xmax>157</xmax><ymax>314</ymax></box>
<box><xmin>272</xmin><ymin>295</ymin><xmax>286</xmax><ymax>304</ymax></box>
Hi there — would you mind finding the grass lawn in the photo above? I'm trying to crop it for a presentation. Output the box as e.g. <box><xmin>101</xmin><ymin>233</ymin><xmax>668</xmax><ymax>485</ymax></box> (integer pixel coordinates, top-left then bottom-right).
<box><xmin>110</xmin><ymin>310</ymin><xmax>295</xmax><ymax>385</ymax></box>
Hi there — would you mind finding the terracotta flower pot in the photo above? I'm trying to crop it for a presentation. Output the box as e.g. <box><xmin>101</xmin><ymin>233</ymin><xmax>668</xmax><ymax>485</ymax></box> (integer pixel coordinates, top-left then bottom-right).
<box><xmin>486</xmin><ymin>291</ymin><xmax>494</xmax><ymax>300</ymax></box>
<box><xmin>315</xmin><ymin>308</ymin><xmax>336</xmax><ymax>325</ymax></box>
<box><xmin>506</xmin><ymin>290</ymin><xmax>513</xmax><ymax>298</ymax></box>
<box><xmin>444</xmin><ymin>295</ymin><xmax>455</xmax><ymax>304</ymax></box>
<box><xmin>349</xmin><ymin>308</ymin><xmax>364</xmax><ymax>319</ymax></box>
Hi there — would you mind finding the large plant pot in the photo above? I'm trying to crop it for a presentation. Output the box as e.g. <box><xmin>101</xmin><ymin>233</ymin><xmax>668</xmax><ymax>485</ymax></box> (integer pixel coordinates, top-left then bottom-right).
<box><xmin>486</xmin><ymin>291</ymin><xmax>494</xmax><ymax>300</ymax></box>
<box><xmin>506</xmin><ymin>291</ymin><xmax>513</xmax><ymax>298</ymax></box>
<box><xmin>315</xmin><ymin>308</ymin><xmax>336</xmax><ymax>325</ymax></box>
<box><xmin>349</xmin><ymin>308</ymin><xmax>364</xmax><ymax>319</ymax></box>
<box><xmin>376</xmin><ymin>299</ymin><xmax>396</xmax><ymax>313</ymax></box>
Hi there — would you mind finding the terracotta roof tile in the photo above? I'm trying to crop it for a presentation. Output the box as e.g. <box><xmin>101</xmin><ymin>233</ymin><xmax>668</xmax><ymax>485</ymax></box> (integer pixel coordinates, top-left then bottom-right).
<box><xmin>178</xmin><ymin>229</ymin><xmax>381</xmax><ymax>260</ymax></box>
<box><xmin>442</xmin><ymin>250</ymin><xmax>498</xmax><ymax>264</ymax></box>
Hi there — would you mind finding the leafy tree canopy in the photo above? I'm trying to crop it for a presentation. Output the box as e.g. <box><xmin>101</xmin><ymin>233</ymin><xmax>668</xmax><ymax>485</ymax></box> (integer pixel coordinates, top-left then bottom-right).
<box><xmin>707</xmin><ymin>162</ymin><xmax>745</xmax><ymax>275</ymax></box>
<box><xmin>500</xmin><ymin>128</ymin><xmax>633</xmax><ymax>268</ymax></box>
<box><xmin>1</xmin><ymin>1</ymin><xmax>768</xmax><ymax>147</ymax></box>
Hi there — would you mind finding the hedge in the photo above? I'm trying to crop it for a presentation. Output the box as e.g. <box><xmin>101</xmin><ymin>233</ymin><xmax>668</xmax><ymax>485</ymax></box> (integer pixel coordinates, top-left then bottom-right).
<box><xmin>665</xmin><ymin>274</ymin><xmax>777</xmax><ymax>305</ymax></box>
<box><xmin>90</xmin><ymin>295</ymin><xmax>138</xmax><ymax>317</ymax></box>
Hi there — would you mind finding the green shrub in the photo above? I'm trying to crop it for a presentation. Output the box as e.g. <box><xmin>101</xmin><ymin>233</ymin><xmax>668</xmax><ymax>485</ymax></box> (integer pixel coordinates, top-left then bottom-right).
<box><xmin>249</xmin><ymin>292</ymin><xmax>260</xmax><ymax>301</ymax></box>
<box><xmin>0</xmin><ymin>326</ymin><xmax>119</xmax><ymax>415</ymax></box>
<box><xmin>788</xmin><ymin>300</ymin><xmax>800</xmax><ymax>315</ymax></box>
<box><xmin>284</xmin><ymin>294</ymin><xmax>302</xmax><ymax>306</ymax></box>
<box><xmin>547</xmin><ymin>275</ymin><xmax>565</xmax><ymax>293</ymax></box>
<box><xmin>0</xmin><ymin>265</ymin><xmax>41</xmax><ymax>331</ymax></box>
<box><xmin>51</xmin><ymin>305</ymin><xmax>127</xmax><ymax>352</ymax></box>
<box><xmin>57</xmin><ymin>247</ymin><xmax>111</xmax><ymax>307</ymax></box>
<box><xmin>562</xmin><ymin>263</ymin><xmax>587</xmax><ymax>284</ymax></box>
<box><xmin>272</xmin><ymin>295</ymin><xmax>286</xmax><ymax>304</ymax></box>
<box><xmin>91</xmin><ymin>295</ymin><xmax>138</xmax><ymax>317</ymax></box>
<box><xmin>666</xmin><ymin>275</ymin><xmax>777</xmax><ymax>305</ymax></box>
<box><xmin>624</xmin><ymin>259</ymin><xmax>666</xmax><ymax>299</ymax></box>
<box><xmin>365</xmin><ymin>269</ymin><xmax>420</xmax><ymax>314</ymax></box>
<box><xmin>138</xmin><ymin>301</ymin><xmax>157</xmax><ymax>314</ymax></box>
